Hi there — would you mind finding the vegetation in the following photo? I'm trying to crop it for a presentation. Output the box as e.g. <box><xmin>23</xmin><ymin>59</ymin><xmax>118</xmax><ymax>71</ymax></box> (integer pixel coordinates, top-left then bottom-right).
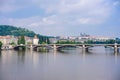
<box><xmin>38</xmin><ymin>35</ymin><xmax>50</xmax><ymax>44</ymax></box>
<box><xmin>84</xmin><ymin>39</ymin><xmax>120</xmax><ymax>44</ymax></box>
<box><xmin>0</xmin><ymin>25</ymin><xmax>35</xmax><ymax>37</ymax></box>
<box><xmin>0</xmin><ymin>41</ymin><xmax>2</xmax><ymax>49</ymax></box>
<box><xmin>18</xmin><ymin>36</ymin><xmax>25</xmax><ymax>45</ymax></box>
<box><xmin>56</xmin><ymin>39</ymin><xmax>120</xmax><ymax>44</ymax></box>
<box><xmin>83</xmin><ymin>40</ymin><xmax>106</xmax><ymax>44</ymax></box>
<box><xmin>105</xmin><ymin>39</ymin><xmax>115</xmax><ymax>44</ymax></box>
<box><xmin>0</xmin><ymin>25</ymin><xmax>50</xmax><ymax>44</ymax></box>
<box><xmin>9</xmin><ymin>41</ymin><xmax>16</xmax><ymax>45</ymax></box>
<box><xmin>56</xmin><ymin>40</ymin><xmax>82</xmax><ymax>44</ymax></box>
<box><xmin>115</xmin><ymin>38</ymin><xmax>120</xmax><ymax>44</ymax></box>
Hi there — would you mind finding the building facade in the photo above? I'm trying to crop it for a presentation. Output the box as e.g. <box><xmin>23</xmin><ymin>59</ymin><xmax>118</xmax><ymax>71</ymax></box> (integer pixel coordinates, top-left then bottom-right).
<box><xmin>0</xmin><ymin>35</ymin><xmax>18</xmax><ymax>45</ymax></box>
<box><xmin>33</xmin><ymin>35</ymin><xmax>39</xmax><ymax>45</ymax></box>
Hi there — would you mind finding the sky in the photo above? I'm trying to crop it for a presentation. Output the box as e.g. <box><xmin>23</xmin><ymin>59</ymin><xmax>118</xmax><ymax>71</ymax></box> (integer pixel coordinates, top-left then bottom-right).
<box><xmin>0</xmin><ymin>0</ymin><xmax>120</xmax><ymax>37</ymax></box>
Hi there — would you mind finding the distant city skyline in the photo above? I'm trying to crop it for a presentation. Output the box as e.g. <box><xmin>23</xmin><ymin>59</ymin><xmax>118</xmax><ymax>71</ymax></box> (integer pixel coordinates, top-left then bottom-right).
<box><xmin>0</xmin><ymin>0</ymin><xmax>120</xmax><ymax>37</ymax></box>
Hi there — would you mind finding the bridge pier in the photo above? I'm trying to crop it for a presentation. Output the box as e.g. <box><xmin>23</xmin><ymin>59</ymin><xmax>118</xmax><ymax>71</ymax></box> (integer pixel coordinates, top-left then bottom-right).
<box><xmin>29</xmin><ymin>44</ymin><xmax>33</xmax><ymax>50</ymax></box>
<box><xmin>30</xmin><ymin>45</ymin><xmax>33</xmax><ymax>48</ymax></box>
<box><xmin>82</xmin><ymin>45</ymin><xmax>88</xmax><ymax>52</ymax></box>
<box><xmin>36</xmin><ymin>47</ymin><xmax>39</xmax><ymax>52</ymax></box>
<box><xmin>82</xmin><ymin>45</ymin><xmax>85</xmax><ymax>52</ymax></box>
<box><xmin>53</xmin><ymin>44</ymin><xmax>57</xmax><ymax>51</ymax></box>
<box><xmin>114</xmin><ymin>44</ymin><xmax>119</xmax><ymax>53</ymax></box>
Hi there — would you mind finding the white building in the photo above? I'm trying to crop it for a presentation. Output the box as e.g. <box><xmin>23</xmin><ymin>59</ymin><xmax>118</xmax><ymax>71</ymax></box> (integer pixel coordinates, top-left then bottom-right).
<box><xmin>89</xmin><ymin>36</ymin><xmax>115</xmax><ymax>41</ymax></box>
<box><xmin>33</xmin><ymin>35</ymin><xmax>39</xmax><ymax>45</ymax></box>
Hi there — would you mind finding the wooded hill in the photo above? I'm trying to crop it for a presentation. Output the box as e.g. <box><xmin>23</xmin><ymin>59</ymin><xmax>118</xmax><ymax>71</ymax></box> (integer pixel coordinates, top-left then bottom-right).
<box><xmin>0</xmin><ymin>25</ymin><xmax>50</xmax><ymax>44</ymax></box>
<box><xmin>0</xmin><ymin>25</ymin><xmax>35</xmax><ymax>37</ymax></box>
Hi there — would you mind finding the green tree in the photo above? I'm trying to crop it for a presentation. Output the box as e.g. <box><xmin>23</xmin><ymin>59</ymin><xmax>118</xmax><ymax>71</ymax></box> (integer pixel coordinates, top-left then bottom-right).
<box><xmin>18</xmin><ymin>36</ymin><xmax>25</xmax><ymax>45</ymax></box>
<box><xmin>46</xmin><ymin>37</ymin><xmax>50</xmax><ymax>44</ymax></box>
<box><xmin>9</xmin><ymin>41</ymin><xmax>16</xmax><ymax>45</ymax></box>
<box><xmin>0</xmin><ymin>25</ymin><xmax>51</xmax><ymax>44</ymax></box>
<box><xmin>84</xmin><ymin>40</ymin><xmax>94</xmax><ymax>44</ymax></box>
<box><xmin>0</xmin><ymin>41</ymin><xmax>2</xmax><ymax>49</ymax></box>
<box><xmin>0</xmin><ymin>25</ymin><xmax>36</xmax><ymax>37</ymax></box>
<box><xmin>105</xmin><ymin>39</ymin><xmax>115</xmax><ymax>44</ymax></box>
<box><xmin>56</xmin><ymin>40</ymin><xmax>81</xmax><ymax>44</ymax></box>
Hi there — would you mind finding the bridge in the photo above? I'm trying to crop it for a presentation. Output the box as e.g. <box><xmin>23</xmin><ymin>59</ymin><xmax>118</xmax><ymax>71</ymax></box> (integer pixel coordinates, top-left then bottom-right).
<box><xmin>14</xmin><ymin>43</ymin><xmax>120</xmax><ymax>53</ymax></box>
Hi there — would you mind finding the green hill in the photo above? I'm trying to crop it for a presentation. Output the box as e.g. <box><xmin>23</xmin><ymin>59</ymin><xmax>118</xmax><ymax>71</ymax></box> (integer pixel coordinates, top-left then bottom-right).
<box><xmin>0</xmin><ymin>25</ymin><xmax>50</xmax><ymax>44</ymax></box>
<box><xmin>0</xmin><ymin>25</ymin><xmax>35</xmax><ymax>37</ymax></box>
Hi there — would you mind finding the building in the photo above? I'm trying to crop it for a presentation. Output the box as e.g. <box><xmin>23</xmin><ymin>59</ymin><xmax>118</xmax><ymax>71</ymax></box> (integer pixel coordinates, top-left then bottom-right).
<box><xmin>0</xmin><ymin>36</ymin><xmax>10</xmax><ymax>45</ymax></box>
<box><xmin>33</xmin><ymin>35</ymin><xmax>39</xmax><ymax>45</ymax></box>
<box><xmin>0</xmin><ymin>35</ymin><xmax>18</xmax><ymax>45</ymax></box>
<box><xmin>25</xmin><ymin>36</ymin><xmax>33</xmax><ymax>45</ymax></box>
<box><xmin>49</xmin><ymin>37</ymin><xmax>58</xmax><ymax>44</ymax></box>
<box><xmin>53</xmin><ymin>35</ymin><xmax>115</xmax><ymax>43</ymax></box>
<box><xmin>89</xmin><ymin>36</ymin><xmax>115</xmax><ymax>41</ymax></box>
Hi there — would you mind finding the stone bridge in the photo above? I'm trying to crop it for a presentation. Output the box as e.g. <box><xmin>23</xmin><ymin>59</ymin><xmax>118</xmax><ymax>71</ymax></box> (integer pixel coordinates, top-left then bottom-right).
<box><xmin>13</xmin><ymin>43</ymin><xmax>120</xmax><ymax>52</ymax></box>
<box><xmin>14</xmin><ymin>45</ymin><xmax>26</xmax><ymax>50</ymax></box>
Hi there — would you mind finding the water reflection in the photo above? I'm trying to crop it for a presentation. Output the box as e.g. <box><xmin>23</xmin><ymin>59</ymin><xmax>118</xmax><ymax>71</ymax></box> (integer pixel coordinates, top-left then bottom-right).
<box><xmin>0</xmin><ymin>51</ymin><xmax>2</xmax><ymax>58</ymax></box>
<box><xmin>17</xmin><ymin>50</ymin><xmax>25</xmax><ymax>64</ymax></box>
<box><xmin>0</xmin><ymin>47</ymin><xmax>120</xmax><ymax>80</ymax></box>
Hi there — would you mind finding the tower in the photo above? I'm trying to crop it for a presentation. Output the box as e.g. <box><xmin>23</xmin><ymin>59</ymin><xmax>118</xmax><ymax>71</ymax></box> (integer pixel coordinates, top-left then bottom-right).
<box><xmin>33</xmin><ymin>35</ymin><xmax>39</xmax><ymax>45</ymax></box>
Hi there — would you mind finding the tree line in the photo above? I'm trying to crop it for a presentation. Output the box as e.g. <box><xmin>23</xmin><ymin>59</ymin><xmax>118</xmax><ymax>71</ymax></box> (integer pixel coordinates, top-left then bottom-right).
<box><xmin>0</xmin><ymin>25</ymin><xmax>50</xmax><ymax>45</ymax></box>
<box><xmin>56</xmin><ymin>39</ymin><xmax>120</xmax><ymax>44</ymax></box>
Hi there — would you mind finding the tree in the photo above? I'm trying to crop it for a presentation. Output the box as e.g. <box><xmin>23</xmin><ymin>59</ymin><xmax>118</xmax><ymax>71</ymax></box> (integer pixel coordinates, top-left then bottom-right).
<box><xmin>0</xmin><ymin>25</ymin><xmax>35</xmax><ymax>36</ymax></box>
<box><xmin>0</xmin><ymin>41</ymin><xmax>2</xmax><ymax>49</ymax></box>
<box><xmin>18</xmin><ymin>36</ymin><xmax>25</xmax><ymax>45</ymax></box>
<box><xmin>9</xmin><ymin>41</ymin><xmax>16</xmax><ymax>45</ymax></box>
<box><xmin>105</xmin><ymin>39</ymin><xmax>115</xmax><ymax>44</ymax></box>
<box><xmin>46</xmin><ymin>37</ymin><xmax>50</xmax><ymax>44</ymax></box>
<box><xmin>84</xmin><ymin>40</ymin><xmax>94</xmax><ymax>44</ymax></box>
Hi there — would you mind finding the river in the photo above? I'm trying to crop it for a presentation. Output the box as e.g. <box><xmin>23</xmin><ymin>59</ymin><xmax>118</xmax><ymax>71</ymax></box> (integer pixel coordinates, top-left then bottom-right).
<box><xmin>0</xmin><ymin>46</ymin><xmax>120</xmax><ymax>80</ymax></box>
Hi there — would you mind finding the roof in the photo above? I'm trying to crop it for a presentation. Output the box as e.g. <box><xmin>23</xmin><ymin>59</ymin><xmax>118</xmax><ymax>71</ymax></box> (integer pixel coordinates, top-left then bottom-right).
<box><xmin>0</xmin><ymin>36</ymin><xmax>12</xmax><ymax>39</ymax></box>
<box><xmin>34</xmin><ymin>35</ymin><xmax>38</xmax><ymax>39</ymax></box>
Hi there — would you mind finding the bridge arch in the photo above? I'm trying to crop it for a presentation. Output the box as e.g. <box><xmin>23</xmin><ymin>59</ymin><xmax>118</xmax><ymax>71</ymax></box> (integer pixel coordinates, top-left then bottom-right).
<box><xmin>14</xmin><ymin>45</ymin><xmax>26</xmax><ymax>50</ymax></box>
<box><xmin>33</xmin><ymin>45</ymin><xmax>53</xmax><ymax>51</ymax></box>
<box><xmin>56</xmin><ymin>45</ymin><xmax>81</xmax><ymax>51</ymax></box>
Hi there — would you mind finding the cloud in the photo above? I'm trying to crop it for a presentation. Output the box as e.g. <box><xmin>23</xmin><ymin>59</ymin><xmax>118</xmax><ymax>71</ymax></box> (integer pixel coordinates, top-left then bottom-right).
<box><xmin>0</xmin><ymin>0</ymin><xmax>119</xmax><ymax>36</ymax></box>
<box><xmin>77</xmin><ymin>18</ymin><xmax>91</xmax><ymax>24</ymax></box>
<box><xmin>0</xmin><ymin>4</ymin><xmax>21</xmax><ymax>13</ymax></box>
<box><xmin>0</xmin><ymin>0</ymin><xmax>32</xmax><ymax>13</ymax></box>
<box><xmin>0</xmin><ymin>15</ymin><xmax>70</xmax><ymax>35</ymax></box>
<box><xmin>32</xmin><ymin>0</ymin><xmax>116</xmax><ymax>24</ymax></box>
<box><xmin>113</xmin><ymin>1</ymin><xmax>120</xmax><ymax>6</ymax></box>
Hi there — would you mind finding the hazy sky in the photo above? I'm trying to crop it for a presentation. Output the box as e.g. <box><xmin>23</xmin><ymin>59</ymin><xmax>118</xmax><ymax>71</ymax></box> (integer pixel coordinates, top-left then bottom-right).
<box><xmin>0</xmin><ymin>0</ymin><xmax>120</xmax><ymax>37</ymax></box>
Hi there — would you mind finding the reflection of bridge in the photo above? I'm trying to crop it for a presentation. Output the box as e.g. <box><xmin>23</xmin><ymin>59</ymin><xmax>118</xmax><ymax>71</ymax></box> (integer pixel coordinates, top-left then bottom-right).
<box><xmin>1</xmin><ymin>45</ymin><xmax>13</xmax><ymax>50</ymax></box>
<box><xmin>14</xmin><ymin>44</ymin><xmax>120</xmax><ymax>53</ymax></box>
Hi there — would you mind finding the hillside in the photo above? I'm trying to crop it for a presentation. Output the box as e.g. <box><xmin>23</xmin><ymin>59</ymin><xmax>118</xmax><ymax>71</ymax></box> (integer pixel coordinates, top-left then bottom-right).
<box><xmin>0</xmin><ymin>25</ymin><xmax>35</xmax><ymax>37</ymax></box>
<box><xmin>0</xmin><ymin>25</ymin><xmax>50</xmax><ymax>44</ymax></box>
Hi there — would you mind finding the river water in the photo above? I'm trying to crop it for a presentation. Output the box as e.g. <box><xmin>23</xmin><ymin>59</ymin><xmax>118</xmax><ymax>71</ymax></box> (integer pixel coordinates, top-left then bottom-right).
<box><xmin>0</xmin><ymin>46</ymin><xmax>120</xmax><ymax>80</ymax></box>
